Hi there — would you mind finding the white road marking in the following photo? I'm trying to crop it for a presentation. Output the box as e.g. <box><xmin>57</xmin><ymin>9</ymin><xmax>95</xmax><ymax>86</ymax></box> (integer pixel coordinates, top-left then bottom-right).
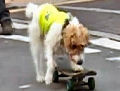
<box><xmin>106</xmin><ymin>57</ymin><xmax>120</xmax><ymax>62</ymax></box>
<box><xmin>85</xmin><ymin>47</ymin><xmax>101</xmax><ymax>54</ymax></box>
<box><xmin>12</xmin><ymin>22</ymin><xmax>28</xmax><ymax>29</ymax></box>
<box><xmin>19</xmin><ymin>84</ymin><xmax>31</xmax><ymax>89</ymax></box>
<box><xmin>89</xmin><ymin>30</ymin><xmax>120</xmax><ymax>41</ymax></box>
<box><xmin>59</xmin><ymin>6</ymin><xmax>120</xmax><ymax>14</ymax></box>
<box><xmin>55</xmin><ymin>0</ymin><xmax>94</xmax><ymax>5</ymax></box>
<box><xmin>0</xmin><ymin>35</ymin><xmax>120</xmax><ymax>51</ymax></box>
<box><xmin>90</xmin><ymin>38</ymin><xmax>120</xmax><ymax>50</ymax></box>
<box><xmin>0</xmin><ymin>35</ymin><xmax>30</xmax><ymax>42</ymax></box>
<box><xmin>12</xmin><ymin>18</ymin><xmax>29</xmax><ymax>24</ymax></box>
<box><xmin>0</xmin><ymin>35</ymin><xmax>102</xmax><ymax>53</ymax></box>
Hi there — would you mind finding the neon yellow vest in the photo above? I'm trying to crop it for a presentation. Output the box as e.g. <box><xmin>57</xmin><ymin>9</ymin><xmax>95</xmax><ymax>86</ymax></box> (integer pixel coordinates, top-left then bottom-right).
<box><xmin>38</xmin><ymin>4</ymin><xmax>69</xmax><ymax>35</ymax></box>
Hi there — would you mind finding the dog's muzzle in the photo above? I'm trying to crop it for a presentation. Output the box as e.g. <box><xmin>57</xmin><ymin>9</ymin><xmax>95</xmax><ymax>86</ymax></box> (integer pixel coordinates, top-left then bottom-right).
<box><xmin>77</xmin><ymin>59</ymin><xmax>83</xmax><ymax>65</ymax></box>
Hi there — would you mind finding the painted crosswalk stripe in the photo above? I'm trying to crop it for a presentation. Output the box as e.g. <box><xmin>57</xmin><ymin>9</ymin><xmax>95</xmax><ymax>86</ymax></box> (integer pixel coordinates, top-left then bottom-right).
<box><xmin>19</xmin><ymin>84</ymin><xmax>31</xmax><ymax>89</ymax></box>
<box><xmin>0</xmin><ymin>35</ymin><xmax>101</xmax><ymax>54</ymax></box>
<box><xmin>106</xmin><ymin>57</ymin><xmax>120</xmax><ymax>62</ymax></box>
<box><xmin>12</xmin><ymin>22</ymin><xmax>28</xmax><ymax>29</ymax></box>
<box><xmin>90</xmin><ymin>38</ymin><xmax>120</xmax><ymax>50</ymax></box>
<box><xmin>59</xmin><ymin>6</ymin><xmax>120</xmax><ymax>14</ymax></box>
<box><xmin>85</xmin><ymin>47</ymin><xmax>101</xmax><ymax>54</ymax></box>
<box><xmin>12</xmin><ymin>18</ymin><xmax>29</xmax><ymax>24</ymax></box>
<box><xmin>0</xmin><ymin>35</ymin><xmax>29</xmax><ymax>42</ymax></box>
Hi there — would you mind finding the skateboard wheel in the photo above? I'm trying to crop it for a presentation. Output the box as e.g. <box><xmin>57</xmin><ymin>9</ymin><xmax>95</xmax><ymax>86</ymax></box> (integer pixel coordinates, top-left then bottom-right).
<box><xmin>67</xmin><ymin>79</ymin><xmax>74</xmax><ymax>91</ymax></box>
<box><xmin>53</xmin><ymin>70</ymin><xmax>59</xmax><ymax>82</ymax></box>
<box><xmin>88</xmin><ymin>77</ymin><xmax>95</xmax><ymax>90</ymax></box>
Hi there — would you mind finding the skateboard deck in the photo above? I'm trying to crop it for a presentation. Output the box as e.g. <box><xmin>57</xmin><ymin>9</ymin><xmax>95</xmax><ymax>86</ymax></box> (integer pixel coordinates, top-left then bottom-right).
<box><xmin>57</xmin><ymin>68</ymin><xmax>97</xmax><ymax>77</ymax></box>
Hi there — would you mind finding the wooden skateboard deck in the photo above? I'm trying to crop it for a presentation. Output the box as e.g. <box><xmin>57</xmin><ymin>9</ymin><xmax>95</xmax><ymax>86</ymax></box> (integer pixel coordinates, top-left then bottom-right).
<box><xmin>57</xmin><ymin>68</ymin><xmax>97</xmax><ymax>78</ymax></box>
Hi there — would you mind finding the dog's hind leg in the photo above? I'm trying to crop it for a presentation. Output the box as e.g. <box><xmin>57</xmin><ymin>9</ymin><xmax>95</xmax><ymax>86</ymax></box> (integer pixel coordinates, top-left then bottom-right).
<box><xmin>30</xmin><ymin>42</ymin><xmax>39</xmax><ymax>82</ymax></box>
<box><xmin>30</xmin><ymin>39</ymin><xmax>45</xmax><ymax>82</ymax></box>
<box><xmin>28</xmin><ymin>21</ymin><xmax>45</xmax><ymax>82</ymax></box>
<box><xmin>39</xmin><ymin>39</ymin><xmax>46</xmax><ymax>82</ymax></box>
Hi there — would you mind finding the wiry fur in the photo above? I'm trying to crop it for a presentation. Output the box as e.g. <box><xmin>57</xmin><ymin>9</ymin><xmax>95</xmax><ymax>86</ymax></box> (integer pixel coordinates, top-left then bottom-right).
<box><xmin>26</xmin><ymin>3</ymin><xmax>89</xmax><ymax>85</ymax></box>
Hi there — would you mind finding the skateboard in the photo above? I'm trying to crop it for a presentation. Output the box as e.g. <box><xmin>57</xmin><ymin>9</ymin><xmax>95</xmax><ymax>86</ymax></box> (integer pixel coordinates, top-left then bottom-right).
<box><xmin>53</xmin><ymin>55</ymin><xmax>97</xmax><ymax>91</ymax></box>
<box><xmin>53</xmin><ymin>68</ymin><xmax>97</xmax><ymax>91</ymax></box>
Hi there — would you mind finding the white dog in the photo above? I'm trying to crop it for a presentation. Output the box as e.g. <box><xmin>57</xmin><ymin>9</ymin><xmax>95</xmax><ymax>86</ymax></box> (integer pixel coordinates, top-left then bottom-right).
<box><xmin>26</xmin><ymin>3</ymin><xmax>89</xmax><ymax>85</ymax></box>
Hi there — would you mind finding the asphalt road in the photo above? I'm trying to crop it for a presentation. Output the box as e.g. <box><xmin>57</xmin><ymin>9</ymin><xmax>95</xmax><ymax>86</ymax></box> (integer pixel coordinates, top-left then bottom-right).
<box><xmin>0</xmin><ymin>0</ymin><xmax>120</xmax><ymax>91</ymax></box>
<box><xmin>0</xmin><ymin>34</ymin><xmax>120</xmax><ymax>91</ymax></box>
<box><xmin>10</xmin><ymin>0</ymin><xmax>120</xmax><ymax>35</ymax></box>
<box><xmin>58</xmin><ymin>0</ymin><xmax>120</xmax><ymax>35</ymax></box>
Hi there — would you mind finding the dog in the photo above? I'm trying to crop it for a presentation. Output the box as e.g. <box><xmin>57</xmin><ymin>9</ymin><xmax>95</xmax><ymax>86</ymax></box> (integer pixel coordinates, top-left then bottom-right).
<box><xmin>26</xmin><ymin>3</ymin><xmax>89</xmax><ymax>85</ymax></box>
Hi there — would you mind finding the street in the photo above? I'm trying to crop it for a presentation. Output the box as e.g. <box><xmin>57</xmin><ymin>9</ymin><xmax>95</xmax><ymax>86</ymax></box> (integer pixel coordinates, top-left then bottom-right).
<box><xmin>0</xmin><ymin>0</ymin><xmax>120</xmax><ymax>91</ymax></box>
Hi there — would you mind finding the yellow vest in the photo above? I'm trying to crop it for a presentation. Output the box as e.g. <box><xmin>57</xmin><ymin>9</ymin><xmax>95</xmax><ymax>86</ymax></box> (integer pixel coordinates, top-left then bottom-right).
<box><xmin>38</xmin><ymin>4</ymin><xmax>69</xmax><ymax>35</ymax></box>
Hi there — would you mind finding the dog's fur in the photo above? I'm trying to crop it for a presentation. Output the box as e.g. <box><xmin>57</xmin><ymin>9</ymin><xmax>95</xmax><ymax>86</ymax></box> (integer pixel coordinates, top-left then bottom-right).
<box><xmin>26</xmin><ymin>3</ymin><xmax>89</xmax><ymax>85</ymax></box>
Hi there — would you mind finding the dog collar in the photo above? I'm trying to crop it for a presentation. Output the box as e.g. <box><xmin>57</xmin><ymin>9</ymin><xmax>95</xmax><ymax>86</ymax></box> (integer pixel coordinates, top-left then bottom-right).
<box><xmin>62</xmin><ymin>13</ymin><xmax>73</xmax><ymax>29</ymax></box>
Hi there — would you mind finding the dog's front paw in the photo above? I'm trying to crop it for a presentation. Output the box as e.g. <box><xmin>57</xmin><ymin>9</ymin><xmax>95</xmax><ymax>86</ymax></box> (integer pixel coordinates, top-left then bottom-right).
<box><xmin>45</xmin><ymin>74</ymin><xmax>53</xmax><ymax>85</ymax></box>
<box><xmin>73</xmin><ymin>65</ymin><xmax>84</xmax><ymax>71</ymax></box>
<box><xmin>36</xmin><ymin>75</ymin><xmax>45</xmax><ymax>83</ymax></box>
<box><xmin>76</xmin><ymin>65</ymin><xmax>84</xmax><ymax>71</ymax></box>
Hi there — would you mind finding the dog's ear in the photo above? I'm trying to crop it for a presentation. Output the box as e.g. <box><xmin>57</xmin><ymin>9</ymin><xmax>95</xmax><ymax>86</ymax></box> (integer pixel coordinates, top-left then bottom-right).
<box><xmin>63</xmin><ymin>25</ymin><xmax>75</xmax><ymax>50</ymax></box>
<box><xmin>79</xmin><ymin>24</ymin><xmax>89</xmax><ymax>46</ymax></box>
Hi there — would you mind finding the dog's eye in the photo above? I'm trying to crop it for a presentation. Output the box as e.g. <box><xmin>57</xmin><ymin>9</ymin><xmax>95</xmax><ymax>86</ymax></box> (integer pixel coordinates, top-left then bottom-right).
<box><xmin>71</xmin><ymin>45</ymin><xmax>77</xmax><ymax>49</ymax></box>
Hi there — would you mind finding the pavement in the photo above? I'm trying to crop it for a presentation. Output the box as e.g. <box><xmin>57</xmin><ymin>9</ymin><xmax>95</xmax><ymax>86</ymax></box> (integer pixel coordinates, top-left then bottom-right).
<box><xmin>9</xmin><ymin>0</ymin><xmax>120</xmax><ymax>38</ymax></box>
<box><xmin>0</xmin><ymin>0</ymin><xmax>120</xmax><ymax>91</ymax></box>
<box><xmin>59</xmin><ymin>0</ymin><xmax>120</xmax><ymax>36</ymax></box>
<box><xmin>6</xmin><ymin>0</ymin><xmax>94</xmax><ymax>8</ymax></box>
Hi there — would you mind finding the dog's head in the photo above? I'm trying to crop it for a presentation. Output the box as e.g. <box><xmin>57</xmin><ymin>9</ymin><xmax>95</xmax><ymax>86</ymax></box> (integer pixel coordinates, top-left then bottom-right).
<box><xmin>63</xmin><ymin>24</ymin><xmax>89</xmax><ymax>65</ymax></box>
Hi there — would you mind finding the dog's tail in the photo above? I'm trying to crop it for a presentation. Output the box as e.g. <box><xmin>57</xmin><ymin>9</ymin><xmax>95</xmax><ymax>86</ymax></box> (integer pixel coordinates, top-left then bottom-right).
<box><xmin>25</xmin><ymin>3</ymin><xmax>38</xmax><ymax>18</ymax></box>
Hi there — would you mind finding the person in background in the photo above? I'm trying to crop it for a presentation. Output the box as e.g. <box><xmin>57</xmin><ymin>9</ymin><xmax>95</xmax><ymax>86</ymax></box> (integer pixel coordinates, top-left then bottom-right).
<box><xmin>0</xmin><ymin>0</ymin><xmax>14</xmax><ymax>35</ymax></box>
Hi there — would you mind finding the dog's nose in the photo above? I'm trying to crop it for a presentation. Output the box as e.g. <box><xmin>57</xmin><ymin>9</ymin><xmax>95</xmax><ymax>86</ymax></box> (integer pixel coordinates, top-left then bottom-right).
<box><xmin>77</xmin><ymin>60</ymin><xmax>83</xmax><ymax>65</ymax></box>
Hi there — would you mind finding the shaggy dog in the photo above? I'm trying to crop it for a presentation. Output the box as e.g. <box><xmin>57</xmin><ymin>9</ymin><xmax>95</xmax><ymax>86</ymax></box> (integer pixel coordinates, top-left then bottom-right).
<box><xmin>26</xmin><ymin>3</ymin><xmax>89</xmax><ymax>85</ymax></box>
